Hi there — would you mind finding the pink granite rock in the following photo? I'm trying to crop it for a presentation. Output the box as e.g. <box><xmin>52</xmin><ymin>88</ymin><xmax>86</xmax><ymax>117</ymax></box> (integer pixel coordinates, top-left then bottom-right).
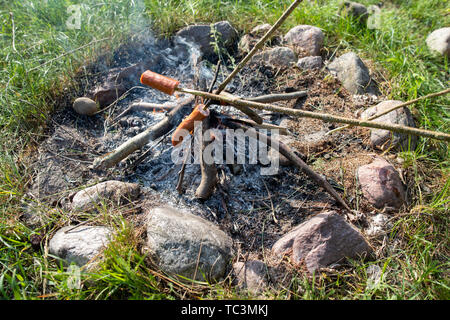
<box><xmin>357</xmin><ymin>157</ymin><xmax>406</xmax><ymax>210</ymax></box>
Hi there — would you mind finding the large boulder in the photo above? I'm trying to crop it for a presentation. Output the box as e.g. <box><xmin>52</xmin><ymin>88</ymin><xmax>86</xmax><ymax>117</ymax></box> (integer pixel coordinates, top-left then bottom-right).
<box><xmin>176</xmin><ymin>21</ymin><xmax>238</xmax><ymax>61</ymax></box>
<box><xmin>426</xmin><ymin>27</ymin><xmax>450</xmax><ymax>57</ymax></box>
<box><xmin>71</xmin><ymin>180</ymin><xmax>141</xmax><ymax>211</ymax></box>
<box><xmin>284</xmin><ymin>25</ymin><xmax>324</xmax><ymax>57</ymax></box>
<box><xmin>361</xmin><ymin>100</ymin><xmax>417</xmax><ymax>151</ymax></box>
<box><xmin>49</xmin><ymin>225</ymin><xmax>112</xmax><ymax>267</ymax></box>
<box><xmin>145</xmin><ymin>206</ymin><xmax>233</xmax><ymax>282</ymax></box>
<box><xmin>357</xmin><ymin>157</ymin><xmax>406</xmax><ymax>210</ymax></box>
<box><xmin>272</xmin><ymin>211</ymin><xmax>373</xmax><ymax>273</ymax></box>
<box><xmin>327</xmin><ymin>52</ymin><xmax>379</xmax><ymax>95</ymax></box>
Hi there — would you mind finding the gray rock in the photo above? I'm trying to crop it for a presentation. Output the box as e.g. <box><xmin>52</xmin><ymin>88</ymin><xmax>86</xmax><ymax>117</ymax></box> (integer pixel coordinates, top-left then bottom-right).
<box><xmin>272</xmin><ymin>211</ymin><xmax>373</xmax><ymax>273</ymax></box>
<box><xmin>361</xmin><ymin>100</ymin><xmax>417</xmax><ymax>151</ymax></box>
<box><xmin>357</xmin><ymin>157</ymin><xmax>406</xmax><ymax>210</ymax></box>
<box><xmin>341</xmin><ymin>1</ymin><xmax>369</xmax><ymax>23</ymax></box>
<box><xmin>73</xmin><ymin>97</ymin><xmax>98</xmax><ymax>116</ymax></box>
<box><xmin>20</xmin><ymin>199</ymin><xmax>57</xmax><ymax>229</ymax></box>
<box><xmin>49</xmin><ymin>225</ymin><xmax>112</xmax><ymax>267</ymax></box>
<box><xmin>284</xmin><ymin>25</ymin><xmax>324</xmax><ymax>57</ymax></box>
<box><xmin>176</xmin><ymin>21</ymin><xmax>238</xmax><ymax>60</ymax></box>
<box><xmin>233</xmin><ymin>260</ymin><xmax>269</xmax><ymax>294</ymax></box>
<box><xmin>71</xmin><ymin>180</ymin><xmax>141</xmax><ymax>211</ymax></box>
<box><xmin>251</xmin><ymin>24</ymin><xmax>272</xmax><ymax>37</ymax></box>
<box><xmin>426</xmin><ymin>27</ymin><xmax>450</xmax><ymax>57</ymax></box>
<box><xmin>327</xmin><ymin>52</ymin><xmax>379</xmax><ymax>95</ymax></box>
<box><xmin>29</xmin><ymin>125</ymin><xmax>90</xmax><ymax>202</ymax></box>
<box><xmin>146</xmin><ymin>206</ymin><xmax>233</xmax><ymax>282</ymax></box>
<box><xmin>297</xmin><ymin>56</ymin><xmax>323</xmax><ymax>70</ymax></box>
<box><xmin>366</xmin><ymin>213</ymin><xmax>391</xmax><ymax>238</ymax></box>
<box><xmin>252</xmin><ymin>46</ymin><xmax>297</xmax><ymax>68</ymax></box>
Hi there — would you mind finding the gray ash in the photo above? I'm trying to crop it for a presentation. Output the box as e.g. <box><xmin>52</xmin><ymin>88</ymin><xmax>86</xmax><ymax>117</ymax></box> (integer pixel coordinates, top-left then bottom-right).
<box><xmin>32</xmin><ymin>32</ymin><xmax>339</xmax><ymax>256</ymax></box>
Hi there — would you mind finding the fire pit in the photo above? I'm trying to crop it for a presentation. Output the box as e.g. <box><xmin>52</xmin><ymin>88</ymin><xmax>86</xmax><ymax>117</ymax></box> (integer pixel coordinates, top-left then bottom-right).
<box><xmin>25</xmin><ymin>1</ymin><xmax>448</xmax><ymax>288</ymax></box>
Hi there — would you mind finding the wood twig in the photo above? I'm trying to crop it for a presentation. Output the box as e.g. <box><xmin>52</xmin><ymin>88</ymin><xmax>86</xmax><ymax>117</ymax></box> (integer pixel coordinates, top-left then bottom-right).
<box><xmin>208</xmin><ymin>60</ymin><xmax>222</xmax><ymax>94</ymax></box>
<box><xmin>230</xmin><ymin>118</ymin><xmax>289</xmax><ymax>135</ymax></box>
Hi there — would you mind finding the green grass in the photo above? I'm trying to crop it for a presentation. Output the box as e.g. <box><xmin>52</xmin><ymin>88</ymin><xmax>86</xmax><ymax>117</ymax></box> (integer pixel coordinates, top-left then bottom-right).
<box><xmin>0</xmin><ymin>0</ymin><xmax>449</xmax><ymax>300</ymax></box>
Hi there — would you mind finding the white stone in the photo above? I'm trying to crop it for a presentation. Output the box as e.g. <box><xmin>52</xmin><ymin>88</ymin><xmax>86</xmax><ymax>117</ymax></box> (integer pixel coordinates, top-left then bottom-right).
<box><xmin>49</xmin><ymin>225</ymin><xmax>112</xmax><ymax>266</ymax></box>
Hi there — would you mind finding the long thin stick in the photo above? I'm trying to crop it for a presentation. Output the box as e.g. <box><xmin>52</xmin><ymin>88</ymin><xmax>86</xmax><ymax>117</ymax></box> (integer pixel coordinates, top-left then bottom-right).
<box><xmin>92</xmin><ymin>97</ymin><xmax>194</xmax><ymax>169</ymax></box>
<box><xmin>327</xmin><ymin>87</ymin><xmax>450</xmax><ymax>135</ymax></box>
<box><xmin>231</xmin><ymin>118</ymin><xmax>289</xmax><ymax>135</ymax></box>
<box><xmin>177</xmin><ymin>87</ymin><xmax>450</xmax><ymax>142</ymax></box>
<box><xmin>176</xmin><ymin>137</ymin><xmax>193</xmax><ymax>194</ymax></box>
<box><xmin>208</xmin><ymin>60</ymin><xmax>222</xmax><ymax>94</ymax></box>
